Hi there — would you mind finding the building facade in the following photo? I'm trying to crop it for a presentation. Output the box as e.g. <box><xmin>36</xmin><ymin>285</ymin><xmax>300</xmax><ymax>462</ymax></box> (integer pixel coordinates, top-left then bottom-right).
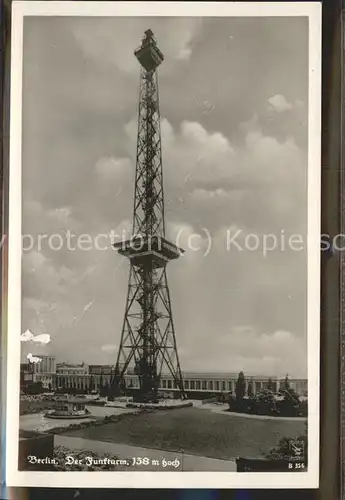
<box><xmin>20</xmin><ymin>362</ymin><xmax>36</xmax><ymax>390</ymax></box>
<box><xmin>29</xmin><ymin>355</ymin><xmax>56</xmax><ymax>389</ymax></box>
<box><xmin>56</xmin><ymin>362</ymin><xmax>88</xmax><ymax>375</ymax></box>
<box><xmin>49</xmin><ymin>368</ymin><xmax>308</xmax><ymax>397</ymax></box>
<box><xmin>21</xmin><ymin>358</ymin><xmax>307</xmax><ymax>397</ymax></box>
<box><xmin>32</xmin><ymin>355</ymin><xmax>56</xmax><ymax>374</ymax></box>
<box><xmin>88</xmin><ymin>365</ymin><xmax>114</xmax><ymax>375</ymax></box>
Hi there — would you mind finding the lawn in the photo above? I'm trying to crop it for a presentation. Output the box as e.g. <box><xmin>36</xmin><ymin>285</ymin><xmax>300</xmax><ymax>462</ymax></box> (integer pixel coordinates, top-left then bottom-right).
<box><xmin>63</xmin><ymin>406</ymin><xmax>305</xmax><ymax>460</ymax></box>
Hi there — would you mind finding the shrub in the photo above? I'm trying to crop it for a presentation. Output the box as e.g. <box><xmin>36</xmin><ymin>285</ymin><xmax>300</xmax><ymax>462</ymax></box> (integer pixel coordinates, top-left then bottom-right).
<box><xmin>228</xmin><ymin>388</ymin><xmax>306</xmax><ymax>418</ymax></box>
<box><xmin>266</xmin><ymin>423</ymin><xmax>308</xmax><ymax>465</ymax></box>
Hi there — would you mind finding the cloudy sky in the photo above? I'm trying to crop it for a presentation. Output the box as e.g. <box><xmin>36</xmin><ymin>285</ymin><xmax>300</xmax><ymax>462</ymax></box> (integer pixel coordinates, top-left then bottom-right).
<box><xmin>21</xmin><ymin>16</ymin><xmax>309</xmax><ymax>377</ymax></box>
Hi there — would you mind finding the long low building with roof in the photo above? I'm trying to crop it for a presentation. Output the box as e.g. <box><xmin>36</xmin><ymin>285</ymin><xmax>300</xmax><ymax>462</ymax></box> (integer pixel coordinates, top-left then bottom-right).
<box><xmin>24</xmin><ymin>363</ymin><xmax>307</xmax><ymax>397</ymax></box>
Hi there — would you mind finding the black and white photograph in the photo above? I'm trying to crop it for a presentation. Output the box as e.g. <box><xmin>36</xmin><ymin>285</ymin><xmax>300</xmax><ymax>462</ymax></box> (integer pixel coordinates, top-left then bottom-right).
<box><xmin>6</xmin><ymin>1</ymin><xmax>321</xmax><ymax>489</ymax></box>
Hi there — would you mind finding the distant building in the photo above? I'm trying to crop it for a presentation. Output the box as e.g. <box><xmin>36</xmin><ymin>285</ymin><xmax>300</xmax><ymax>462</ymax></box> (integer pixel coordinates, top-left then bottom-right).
<box><xmin>35</xmin><ymin>373</ymin><xmax>54</xmax><ymax>390</ymax></box>
<box><xmin>49</xmin><ymin>363</ymin><xmax>308</xmax><ymax>397</ymax></box>
<box><xmin>54</xmin><ymin>362</ymin><xmax>89</xmax><ymax>390</ymax></box>
<box><xmin>20</xmin><ymin>362</ymin><xmax>36</xmax><ymax>390</ymax></box>
<box><xmin>26</xmin><ymin>355</ymin><xmax>56</xmax><ymax>389</ymax></box>
<box><xmin>32</xmin><ymin>355</ymin><xmax>56</xmax><ymax>374</ymax></box>
<box><xmin>288</xmin><ymin>379</ymin><xmax>308</xmax><ymax>396</ymax></box>
<box><xmin>56</xmin><ymin>362</ymin><xmax>88</xmax><ymax>375</ymax></box>
<box><xmin>88</xmin><ymin>364</ymin><xmax>114</xmax><ymax>375</ymax></box>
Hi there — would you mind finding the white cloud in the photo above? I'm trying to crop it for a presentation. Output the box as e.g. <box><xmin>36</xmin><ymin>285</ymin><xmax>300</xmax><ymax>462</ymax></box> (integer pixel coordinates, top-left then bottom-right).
<box><xmin>189</xmin><ymin>188</ymin><xmax>236</xmax><ymax>203</ymax></box>
<box><xmin>47</xmin><ymin>206</ymin><xmax>73</xmax><ymax>224</ymax></box>
<box><xmin>23</xmin><ymin>197</ymin><xmax>81</xmax><ymax>247</ymax></box>
<box><xmin>20</xmin><ymin>329</ymin><xmax>51</xmax><ymax>344</ymax></box>
<box><xmin>71</xmin><ymin>17</ymin><xmax>202</xmax><ymax>73</ymax></box>
<box><xmin>166</xmin><ymin>221</ymin><xmax>196</xmax><ymax>246</ymax></box>
<box><xmin>32</xmin><ymin>334</ymin><xmax>51</xmax><ymax>344</ymax></box>
<box><xmin>23</xmin><ymin>250</ymin><xmax>46</xmax><ymax>271</ymax></box>
<box><xmin>23</xmin><ymin>251</ymin><xmax>73</xmax><ymax>290</ymax></box>
<box><xmin>176</xmin><ymin>47</ymin><xmax>192</xmax><ymax>61</ymax></box>
<box><xmin>160</xmin><ymin>117</ymin><xmax>305</xmax><ymax>234</ymax></box>
<box><xmin>111</xmin><ymin>219</ymin><xmax>132</xmax><ymax>241</ymax></box>
<box><xmin>27</xmin><ymin>353</ymin><xmax>42</xmax><ymax>364</ymax></box>
<box><xmin>101</xmin><ymin>344</ymin><xmax>118</xmax><ymax>353</ymax></box>
<box><xmin>165</xmin><ymin>221</ymin><xmax>210</xmax><ymax>266</ymax></box>
<box><xmin>20</xmin><ymin>330</ymin><xmax>34</xmax><ymax>342</ymax></box>
<box><xmin>95</xmin><ymin>157</ymin><xmax>132</xmax><ymax>181</ymax></box>
<box><xmin>268</xmin><ymin>94</ymin><xmax>293</xmax><ymax>113</ymax></box>
<box><xmin>295</xmin><ymin>99</ymin><xmax>305</xmax><ymax>109</ymax></box>
<box><xmin>181</xmin><ymin>328</ymin><xmax>306</xmax><ymax>377</ymax></box>
<box><xmin>154</xmin><ymin>120</ymin><xmax>236</xmax><ymax>191</ymax></box>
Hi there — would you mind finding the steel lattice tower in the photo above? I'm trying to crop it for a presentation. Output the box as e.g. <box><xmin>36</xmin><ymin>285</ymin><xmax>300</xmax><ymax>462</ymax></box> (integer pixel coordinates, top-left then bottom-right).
<box><xmin>111</xmin><ymin>30</ymin><xmax>186</xmax><ymax>403</ymax></box>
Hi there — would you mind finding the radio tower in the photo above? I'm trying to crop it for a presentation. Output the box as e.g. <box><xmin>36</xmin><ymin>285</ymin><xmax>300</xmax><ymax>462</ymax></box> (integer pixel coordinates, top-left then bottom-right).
<box><xmin>111</xmin><ymin>30</ymin><xmax>186</xmax><ymax>403</ymax></box>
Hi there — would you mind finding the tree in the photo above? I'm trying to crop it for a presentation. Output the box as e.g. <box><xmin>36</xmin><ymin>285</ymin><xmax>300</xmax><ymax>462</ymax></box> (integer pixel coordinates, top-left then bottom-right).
<box><xmin>247</xmin><ymin>378</ymin><xmax>254</xmax><ymax>398</ymax></box>
<box><xmin>283</xmin><ymin>374</ymin><xmax>290</xmax><ymax>390</ymax></box>
<box><xmin>278</xmin><ymin>382</ymin><xmax>301</xmax><ymax>417</ymax></box>
<box><xmin>25</xmin><ymin>381</ymin><xmax>44</xmax><ymax>395</ymax></box>
<box><xmin>254</xmin><ymin>389</ymin><xmax>276</xmax><ymax>415</ymax></box>
<box><xmin>235</xmin><ymin>371</ymin><xmax>246</xmax><ymax>402</ymax></box>
<box><xmin>283</xmin><ymin>387</ymin><xmax>300</xmax><ymax>403</ymax></box>
<box><xmin>266</xmin><ymin>422</ymin><xmax>307</xmax><ymax>464</ymax></box>
<box><xmin>100</xmin><ymin>383</ymin><xmax>108</xmax><ymax>398</ymax></box>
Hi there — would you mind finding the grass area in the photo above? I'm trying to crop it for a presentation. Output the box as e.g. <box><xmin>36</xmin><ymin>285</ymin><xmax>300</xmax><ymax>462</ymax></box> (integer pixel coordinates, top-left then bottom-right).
<box><xmin>63</xmin><ymin>406</ymin><xmax>305</xmax><ymax>460</ymax></box>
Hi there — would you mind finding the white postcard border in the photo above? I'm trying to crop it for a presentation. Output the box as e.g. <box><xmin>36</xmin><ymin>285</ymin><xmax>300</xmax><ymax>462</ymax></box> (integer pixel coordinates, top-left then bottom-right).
<box><xmin>6</xmin><ymin>1</ymin><xmax>321</xmax><ymax>489</ymax></box>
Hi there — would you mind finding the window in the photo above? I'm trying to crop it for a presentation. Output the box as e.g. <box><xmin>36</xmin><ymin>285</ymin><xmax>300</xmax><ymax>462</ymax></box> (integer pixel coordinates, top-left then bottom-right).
<box><xmin>222</xmin><ymin>381</ymin><xmax>226</xmax><ymax>391</ymax></box>
<box><xmin>162</xmin><ymin>379</ymin><xmax>166</xmax><ymax>389</ymax></box>
<box><xmin>184</xmin><ymin>380</ymin><xmax>189</xmax><ymax>390</ymax></box>
<box><xmin>215</xmin><ymin>381</ymin><xmax>220</xmax><ymax>391</ymax></box>
<box><xmin>208</xmin><ymin>381</ymin><xmax>213</xmax><ymax>391</ymax></box>
<box><xmin>167</xmin><ymin>379</ymin><xmax>172</xmax><ymax>389</ymax></box>
<box><xmin>190</xmin><ymin>380</ymin><xmax>195</xmax><ymax>390</ymax></box>
<box><xmin>196</xmin><ymin>381</ymin><xmax>201</xmax><ymax>390</ymax></box>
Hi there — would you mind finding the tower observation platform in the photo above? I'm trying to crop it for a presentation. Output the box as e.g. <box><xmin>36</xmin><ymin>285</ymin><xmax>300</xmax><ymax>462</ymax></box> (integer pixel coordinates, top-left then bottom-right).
<box><xmin>113</xmin><ymin>236</ymin><xmax>184</xmax><ymax>269</ymax></box>
<box><xmin>111</xmin><ymin>30</ymin><xmax>186</xmax><ymax>403</ymax></box>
